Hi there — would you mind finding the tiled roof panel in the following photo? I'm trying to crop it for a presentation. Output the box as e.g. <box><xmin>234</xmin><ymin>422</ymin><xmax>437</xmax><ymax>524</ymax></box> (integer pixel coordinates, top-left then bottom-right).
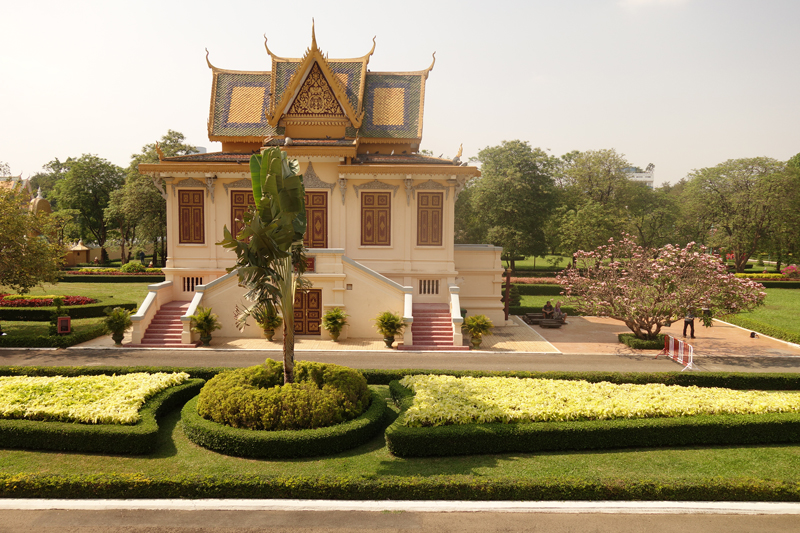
<box><xmin>354</xmin><ymin>153</ymin><xmax>456</xmax><ymax>165</ymax></box>
<box><xmin>211</xmin><ymin>72</ymin><xmax>280</xmax><ymax>137</ymax></box>
<box><xmin>328</xmin><ymin>61</ymin><xmax>364</xmax><ymax>111</ymax></box>
<box><xmin>163</xmin><ymin>152</ymin><xmax>255</xmax><ymax>163</ymax></box>
<box><xmin>359</xmin><ymin>73</ymin><xmax>423</xmax><ymax>139</ymax></box>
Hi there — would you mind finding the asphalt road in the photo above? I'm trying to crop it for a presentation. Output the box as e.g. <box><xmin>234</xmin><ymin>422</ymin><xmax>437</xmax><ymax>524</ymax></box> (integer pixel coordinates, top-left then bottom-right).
<box><xmin>2</xmin><ymin>346</ymin><xmax>800</xmax><ymax>373</ymax></box>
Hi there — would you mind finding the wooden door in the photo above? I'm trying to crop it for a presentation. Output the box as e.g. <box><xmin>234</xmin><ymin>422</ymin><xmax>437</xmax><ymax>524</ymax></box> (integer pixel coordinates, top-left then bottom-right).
<box><xmin>304</xmin><ymin>192</ymin><xmax>328</xmax><ymax>248</ymax></box>
<box><xmin>293</xmin><ymin>289</ymin><xmax>322</xmax><ymax>335</ymax></box>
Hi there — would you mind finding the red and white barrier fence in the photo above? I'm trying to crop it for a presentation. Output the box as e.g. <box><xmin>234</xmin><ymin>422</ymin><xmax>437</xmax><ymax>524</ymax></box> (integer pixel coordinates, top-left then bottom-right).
<box><xmin>655</xmin><ymin>335</ymin><xmax>694</xmax><ymax>371</ymax></box>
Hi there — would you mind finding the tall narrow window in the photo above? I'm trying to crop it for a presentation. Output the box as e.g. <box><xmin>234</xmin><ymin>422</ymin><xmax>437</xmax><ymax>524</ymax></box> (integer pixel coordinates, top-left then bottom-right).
<box><xmin>361</xmin><ymin>192</ymin><xmax>391</xmax><ymax>246</ymax></box>
<box><xmin>417</xmin><ymin>192</ymin><xmax>443</xmax><ymax>246</ymax></box>
<box><xmin>230</xmin><ymin>190</ymin><xmax>255</xmax><ymax>238</ymax></box>
<box><xmin>178</xmin><ymin>190</ymin><xmax>204</xmax><ymax>244</ymax></box>
<box><xmin>304</xmin><ymin>191</ymin><xmax>328</xmax><ymax>248</ymax></box>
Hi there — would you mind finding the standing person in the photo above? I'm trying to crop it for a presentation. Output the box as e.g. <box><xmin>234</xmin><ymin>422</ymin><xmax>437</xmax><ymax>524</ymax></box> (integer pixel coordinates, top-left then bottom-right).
<box><xmin>683</xmin><ymin>308</ymin><xmax>696</xmax><ymax>339</ymax></box>
<box><xmin>542</xmin><ymin>301</ymin><xmax>554</xmax><ymax>319</ymax></box>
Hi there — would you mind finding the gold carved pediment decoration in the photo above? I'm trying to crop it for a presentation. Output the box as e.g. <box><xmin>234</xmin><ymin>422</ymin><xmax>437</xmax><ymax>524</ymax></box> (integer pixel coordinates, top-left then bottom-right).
<box><xmin>288</xmin><ymin>63</ymin><xmax>345</xmax><ymax>117</ymax></box>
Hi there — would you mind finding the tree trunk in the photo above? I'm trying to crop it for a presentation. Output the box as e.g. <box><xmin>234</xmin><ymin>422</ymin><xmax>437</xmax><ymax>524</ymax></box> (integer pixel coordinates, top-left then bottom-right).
<box><xmin>283</xmin><ymin>322</ymin><xmax>295</xmax><ymax>384</ymax></box>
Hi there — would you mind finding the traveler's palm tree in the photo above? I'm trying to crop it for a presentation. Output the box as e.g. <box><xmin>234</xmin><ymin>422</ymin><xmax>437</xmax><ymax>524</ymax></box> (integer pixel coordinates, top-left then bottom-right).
<box><xmin>218</xmin><ymin>147</ymin><xmax>308</xmax><ymax>383</ymax></box>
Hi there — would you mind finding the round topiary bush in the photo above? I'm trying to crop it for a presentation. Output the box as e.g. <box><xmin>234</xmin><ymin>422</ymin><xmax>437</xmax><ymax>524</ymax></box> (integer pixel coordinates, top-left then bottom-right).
<box><xmin>197</xmin><ymin>359</ymin><xmax>371</xmax><ymax>431</ymax></box>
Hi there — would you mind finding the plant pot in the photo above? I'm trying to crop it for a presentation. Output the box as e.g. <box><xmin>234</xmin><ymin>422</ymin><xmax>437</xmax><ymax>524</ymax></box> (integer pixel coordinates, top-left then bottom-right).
<box><xmin>263</xmin><ymin>328</ymin><xmax>275</xmax><ymax>341</ymax></box>
<box><xmin>200</xmin><ymin>334</ymin><xmax>212</xmax><ymax>347</ymax></box>
<box><xmin>470</xmin><ymin>335</ymin><xmax>482</xmax><ymax>349</ymax></box>
<box><xmin>111</xmin><ymin>332</ymin><xmax>124</xmax><ymax>346</ymax></box>
<box><xmin>383</xmin><ymin>336</ymin><xmax>395</xmax><ymax>348</ymax></box>
<box><xmin>330</xmin><ymin>331</ymin><xmax>340</xmax><ymax>342</ymax></box>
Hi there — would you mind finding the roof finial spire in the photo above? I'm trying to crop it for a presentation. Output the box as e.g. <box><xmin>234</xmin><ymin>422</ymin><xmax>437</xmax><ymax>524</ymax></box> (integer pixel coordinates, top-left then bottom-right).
<box><xmin>311</xmin><ymin>18</ymin><xmax>317</xmax><ymax>50</ymax></box>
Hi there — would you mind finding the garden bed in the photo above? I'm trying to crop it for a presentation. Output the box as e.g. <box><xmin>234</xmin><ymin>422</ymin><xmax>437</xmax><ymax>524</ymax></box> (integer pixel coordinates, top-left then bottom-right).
<box><xmin>182</xmin><ymin>388</ymin><xmax>387</xmax><ymax>459</ymax></box>
<box><xmin>0</xmin><ymin>377</ymin><xmax>204</xmax><ymax>454</ymax></box>
<box><xmin>384</xmin><ymin>377</ymin><xmax>800</xmax><ymax>457</ymax></box>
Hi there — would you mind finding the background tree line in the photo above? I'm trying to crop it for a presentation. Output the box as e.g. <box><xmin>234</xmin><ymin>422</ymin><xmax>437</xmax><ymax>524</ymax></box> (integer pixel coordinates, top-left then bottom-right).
<box><xmin>455</xmin><ymin>140</ymin><xmax>800</xmax><ymax>273</ymax></box>
<box><xmin>26</xmin><ymin>130</ymin><xmax>197</xmax><ymax>266</ymax></box>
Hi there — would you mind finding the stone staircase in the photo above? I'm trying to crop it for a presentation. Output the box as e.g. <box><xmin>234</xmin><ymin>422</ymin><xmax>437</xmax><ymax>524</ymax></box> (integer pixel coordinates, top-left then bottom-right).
<box><xmin>397</xmin><ymin>303</ymin><xmax>469</xmax><ymax>351</ymax></box>
<box><xmin>138</xmin><ymin>301</ymin><xmax>199</xmax><ymax>348</ymax></box>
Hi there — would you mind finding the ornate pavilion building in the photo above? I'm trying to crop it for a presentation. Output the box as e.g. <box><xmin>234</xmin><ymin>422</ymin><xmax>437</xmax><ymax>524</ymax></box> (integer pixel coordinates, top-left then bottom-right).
<box><xmin>133</xmin><ymin>27</ymin><xmax>503</xmax><ymax>349</ymax></box>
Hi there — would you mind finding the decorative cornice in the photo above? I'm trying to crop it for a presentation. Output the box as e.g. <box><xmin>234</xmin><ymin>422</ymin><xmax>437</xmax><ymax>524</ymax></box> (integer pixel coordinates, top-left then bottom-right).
<box><xmin>223</xmin><ymin>178</ymin><xmax>253</xmax><ymax>195</ymax></box>
<box><xmin>353</xmin><ymin>179</ymin><xmax>400</xmax><ymax>198</ymax></box>
<box><xmin>413</xmin><ymin>179</ymin><xmax>449</xmax><ymax>201</ymax></box>
<box><xmin>172</xmin><ymin>177</ymin><xmax>207</xmax><ymax>196</ymax></box>
<box><xmin>303</xmin><ymin>162</ymin><xmax>335</xmax><ymax>191</ymax></box>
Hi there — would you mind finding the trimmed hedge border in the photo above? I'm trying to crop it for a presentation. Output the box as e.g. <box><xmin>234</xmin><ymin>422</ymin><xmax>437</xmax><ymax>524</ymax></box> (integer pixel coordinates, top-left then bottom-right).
<box><xmin>0</xmin><ymin>324</ymin><xmax>108</xmax><ymax>348</ymax></box>
<box><xmin>510</xmin><ymin>305</ymin><xmax>579</xmax><ymax>316</ymax></box>
<box><xmin>618</xmin><ymin>333</ymin><xmax>666</xmax><ymax>350</ymax></box>
<box><xmin>0</xmin><ymin>378</ymin><xmax>204</xmax><ymax>455</ymax></box>
<box><xmin>57</xmin><ymin>274</ymin><xmax>165</xmax><ymax>283</ymax></box>
<box><xmin>758</xmin><ymin>281</ymin><xmax>800</xmax><ymax>289</ymax></box>
<box><xmin>2</xmin><ymin>473</ymin><xmax>798</xmax><ymax>501</ymax></box>
<box><xmin>0</xmin><ymin>300</ymin><xmax>137</xmax><ymax>321</ymax></box>
<box><xmin>181</xmin><ymin>388</ymin><xmax>387</xmax><ymax>459</ymax></box>
<box><xmin>4</xmin><ymin>365</ymin><xmax>800</xmax><ymax>390</ymax></box>
<box><xmin>720</xmin><ymin>316</ymin><xmax>800</xmax><ymax>345</ymax></box>
<box><xmin>385</xmin><ymin>381</ymin><xmax>800</xmax><ymax>458</ymax></box>
<box><xmin>515</xmin><ymin>283</ymin><xmax>564</xmax><ymax>296</ymax></box>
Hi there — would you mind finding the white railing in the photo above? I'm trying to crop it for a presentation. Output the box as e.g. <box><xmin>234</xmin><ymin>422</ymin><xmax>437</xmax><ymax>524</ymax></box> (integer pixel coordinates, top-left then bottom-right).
<box><xmin>130</xmin><ymin>281</ymin><xmax>173</xmax><ymax>344</ymax></box>
<box><xmin>449</xmin><ymin>285</ymin><xmax>463</xmax><ymax>347</ymax></box>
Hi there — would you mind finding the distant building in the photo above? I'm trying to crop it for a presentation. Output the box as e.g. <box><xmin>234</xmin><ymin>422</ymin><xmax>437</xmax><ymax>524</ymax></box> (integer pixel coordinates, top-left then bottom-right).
<box><xmin>623</xmin><ymin>163</ymin><xmax>655</xmax><ymax>188</ymax></box>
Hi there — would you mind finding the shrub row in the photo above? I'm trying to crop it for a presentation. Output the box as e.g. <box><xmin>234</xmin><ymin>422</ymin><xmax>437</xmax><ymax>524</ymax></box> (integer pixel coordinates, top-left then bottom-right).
<box><xmin>758</xmin><ymin>281</ymin><xmax>800</xmax><ymax>289</ymax></box>
<box><xmin>57</xmin><ymin>275</ymin><xmax>165</xmax><ymax>283</ymax></box>
<box><xmin>0</xmin><ymin>323</ymin><xmax>108</xmax><ymax>348</ymax></box>
<box><xmin>4</xmin><ymin>365</ymin><xmax>800</xmax><ymax>391</ymax></box>
<box><xmin>1</xmin><ymin>472</ymin><xmax>797</xmax><ymax>501</ymax></box>
<box><xmin>0</xmin><ymin>300</ymin><xmax>136</xmax><ymax>321</ymax></box>
<box><xmin>618</xmin><ymin>333</ymin><xmax>666</xmax><ymax>350</ymax></box>
<box><xmin>385</xmin><ymin>381</ymin><xmax>800</xmax><ymax>458</ymax></box>
<box><xmin>510</xmin><ymin>305</ymin><xmax>580</xmax><ymax>316</ymax></box>
<box><xmin>0</xmin><ymin>379</ymin><xmax>203</xmax><ymax>455</ymax></box>
<box><xmin>720</xmin><ymin>316</ymin><xmax>800</xmax><ymax>345</ymax></box>
<box><xmin>515</xmin><ymin>283</ymin><xmax>564</xmax><ymax>296</ymax></box>
<box><xmin>182</xmin><ymin>388</ymin><xmax>387</xmax><ymax>459</ymax></box>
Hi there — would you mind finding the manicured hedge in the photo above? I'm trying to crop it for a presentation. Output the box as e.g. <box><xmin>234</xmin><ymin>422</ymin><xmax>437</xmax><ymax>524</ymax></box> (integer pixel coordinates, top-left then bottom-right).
<box><xmin>181</xmin><ymin>388</ymin><xmax>387</xmax><ymax>459</ymax></box>
<box><xmin>385</xmin><ymin>381</ymin><xmax>800</xmax><ymax>458</ymax></box>
<box><xmin>757</xmin><ymin>281</ymin><xmax>800</xmax><ymax>289</ymax></box>
<box><xmin>0</xmin><ymin>472</ymin><xmax>797</xmax><ymax>501</ymax></box>
<box><xmin>4</xmin><ymin>365</ymin><xmax>800</xmax><ymax>391</ymax></box>
<box><xmin>0</xmin><ymin>324</ymin><xmax>108</xmax><ymax>348</ymax></box>
<box><xmin>509</xmin><ymin>305</ymin><xmax>579</xmax><ymax>316</ymax></box>
<box><xmin>57</xmin><ymin>275</ymin><xmax>165</xmax><ymax>283</ymax></box>
<box><xmin>0</xmin><ymin>378</ymin><xmax>204</xmax><ymax>455</ymax></box>
<box><xmin>618</xmin><ymin>333</ymin><xmax>666</xmax><ymax>350</ymax></box>
<box><xmin>515</xmin><ymin>284</ymin><xmax>564</xmax><ymax>296</ymax></box>
<box><xmin>0</xmin><ymin>300</ymin><xmax>137</xmax><ymax>321</ymax></box>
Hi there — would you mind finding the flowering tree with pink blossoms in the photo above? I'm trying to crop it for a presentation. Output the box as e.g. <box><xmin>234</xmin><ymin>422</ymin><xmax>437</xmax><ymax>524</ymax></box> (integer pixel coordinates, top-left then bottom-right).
<box><xmin>557</xmin><ymin>235</ymin><xmax>766</xmax><ymax>340</ymax></box>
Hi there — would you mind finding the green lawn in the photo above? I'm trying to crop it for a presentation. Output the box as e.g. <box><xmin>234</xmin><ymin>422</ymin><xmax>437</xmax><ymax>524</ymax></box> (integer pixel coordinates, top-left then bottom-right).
<box><xmin>731</xmin><ymin>289</ymin><xmax>800</xmax><ymax>337</ymax></box>
<box><xmin>0</xmin><ymin>281</ymin><xmax>151</xmax><ymax>306</ymax></box>
<box><xmin>1</xmin><ymin>385</ymin><xmax>798</xmax><ymax>499</ymax></box>
<box><xmin>0</xmin><ymin>317</ymin><xmax>104</xmax><ymax>336</ymax></box>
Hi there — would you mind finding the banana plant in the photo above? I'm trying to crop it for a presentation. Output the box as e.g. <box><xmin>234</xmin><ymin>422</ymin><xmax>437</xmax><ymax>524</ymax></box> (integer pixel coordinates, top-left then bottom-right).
<box><xmin>218</xmin><ymin>147</ymin><xmax>309</xmax><ymax>383</ymax></box>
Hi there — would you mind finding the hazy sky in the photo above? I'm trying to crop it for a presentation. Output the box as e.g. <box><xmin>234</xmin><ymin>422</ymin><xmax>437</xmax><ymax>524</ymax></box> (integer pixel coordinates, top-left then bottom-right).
<box><xmin>2</xmin><ymin>0</ymin><xmax>798</xmax><ymax>186</ymax></box>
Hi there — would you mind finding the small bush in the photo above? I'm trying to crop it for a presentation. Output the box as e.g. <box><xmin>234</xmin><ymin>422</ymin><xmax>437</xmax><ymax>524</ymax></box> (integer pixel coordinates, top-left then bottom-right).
<box><xmin>120</xmin><ymin>261</ymin><xmax>147</xmax><ymax>273</ymax></box>
<box><xmin>197</xmin><ymin>360</ymin><xmax>371</xmax><ymax>431</ymax></box>
<box><xmin>618</xmin><ymin>333</ymin><xmax>667</xmax><ymax>350</ymax></box>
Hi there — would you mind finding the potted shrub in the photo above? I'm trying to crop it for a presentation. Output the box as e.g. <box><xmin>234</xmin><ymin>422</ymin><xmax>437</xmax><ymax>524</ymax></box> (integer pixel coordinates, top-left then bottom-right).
<box><xmin>322</xmin><ymin>307</ymin><xmax>349</xmax><ymax>341</ymax></box>
<box><xmin>252</xmin><ymin>304</ymin><xmax>283</xmax><ymax>341</ymax></box>
<box><xmin>374</xmin><ymin>311</ymin><xmax>405</xmax><ymax>349</ymax></box>
<box><xmin>189</xmin><ymin>306</ymin><xmax>222</xmax><ymax>346</ymax></box>
<box><xmin>462</xmin><ymin>314</ymin><xmax>494</xmax><ymax>349</ymax></box>
<box><xmin>104</xmin><ymin>306</ymin><xmax>133</xmax><ymax>346</ymax></box>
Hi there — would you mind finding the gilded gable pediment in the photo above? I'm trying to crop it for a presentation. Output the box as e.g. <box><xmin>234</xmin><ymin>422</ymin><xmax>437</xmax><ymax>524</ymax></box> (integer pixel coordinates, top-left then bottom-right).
<box><xmin>287</xmin><ymin>63</ymin><xmax>346</xmax><ymax>118</ymax></box>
